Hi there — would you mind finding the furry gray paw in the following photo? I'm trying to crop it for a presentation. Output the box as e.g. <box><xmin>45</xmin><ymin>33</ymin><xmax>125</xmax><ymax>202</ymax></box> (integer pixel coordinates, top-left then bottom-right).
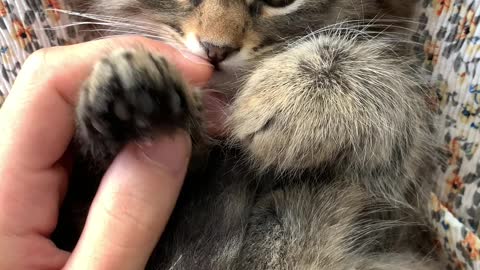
<box><xmin>75</xmin><ymin>49</ymin><xmax>191</xmax><ymax>164</ymax></box>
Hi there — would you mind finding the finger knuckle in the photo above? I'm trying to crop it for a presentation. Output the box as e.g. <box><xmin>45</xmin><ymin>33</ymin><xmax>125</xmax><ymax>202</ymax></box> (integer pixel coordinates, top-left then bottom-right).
<box><xmin>23</xmin><ymin>48</ymin><xmax>50</xmax><ymax>70</ymax></box>
<box><xmin>21</xmin><ymin>48</ymin><xmax>59</xmax><ymax>81</ymax></box>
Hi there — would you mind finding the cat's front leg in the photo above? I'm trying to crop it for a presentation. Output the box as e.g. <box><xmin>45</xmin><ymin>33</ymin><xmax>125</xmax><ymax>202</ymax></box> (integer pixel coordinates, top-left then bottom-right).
<box><xmin>229</xmin><ymin>35</ymin><xmax>433</xmax><ymax>176</ymax></box>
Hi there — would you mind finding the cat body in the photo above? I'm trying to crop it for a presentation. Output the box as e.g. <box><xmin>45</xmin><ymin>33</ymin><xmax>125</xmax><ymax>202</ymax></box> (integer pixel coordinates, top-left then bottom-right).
<box><xmin>58</xmin><ymin>0</ymin><xmax>441</xmax><ymax>269</ymax></box>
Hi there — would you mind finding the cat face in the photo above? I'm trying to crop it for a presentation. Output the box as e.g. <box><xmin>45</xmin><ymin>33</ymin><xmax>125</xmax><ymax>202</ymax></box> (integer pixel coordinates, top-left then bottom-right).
<box><xmin>176</xmin><ymin>0</ymin><xmax>333</xmax><ymax>69</ymax></box>
<box><xmin>74</xmin><ymin>0</ymin><xmax>413</xmax><ymax>70</ymax></box>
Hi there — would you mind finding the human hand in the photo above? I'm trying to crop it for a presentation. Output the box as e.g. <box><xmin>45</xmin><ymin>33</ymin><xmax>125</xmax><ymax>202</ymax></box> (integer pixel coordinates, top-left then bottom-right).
<box><xmin>0</xmin><ymin>36</ymin><xmax>213</xmax><ymax>270</ymax></box>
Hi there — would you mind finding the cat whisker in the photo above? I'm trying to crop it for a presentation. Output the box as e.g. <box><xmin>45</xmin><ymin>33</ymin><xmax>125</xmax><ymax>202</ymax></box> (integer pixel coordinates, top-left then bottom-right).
<box><xmin>49</xmin><ymin>8</ymin><xmax>181</xmax><ymax>38</ymax></box>
<box><xmin>48</xmin><ymin>8</ymin><xmax>164</xmax><ymax>28</ymax></box>
<box><xmin>79</xmin><ymin>28</ymin><xmax>172</xmax><ymax>41</ymax></box>
<box><xmin>44</xmin><ymin>18</ymin><xmax>161</xmax><ymax>35</ymax></box>
<box><xmin>45</xmin><ymin>9</ymin><xmax>186</xmax><ymax>49</ymax></box>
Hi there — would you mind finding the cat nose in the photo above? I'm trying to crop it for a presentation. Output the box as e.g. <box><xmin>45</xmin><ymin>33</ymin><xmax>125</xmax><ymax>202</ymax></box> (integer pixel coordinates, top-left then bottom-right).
<box><xmin>200</xmin><ymin>42</ymin><xmax>238</xmax><ymax>65</ymax></box>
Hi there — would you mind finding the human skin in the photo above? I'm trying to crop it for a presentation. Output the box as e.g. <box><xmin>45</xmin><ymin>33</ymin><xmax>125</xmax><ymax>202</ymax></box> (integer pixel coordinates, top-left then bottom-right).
<box><xmin>0</xmin><ymin>36</ymin><xmax>213</xmax><ymax>270</ymax></box>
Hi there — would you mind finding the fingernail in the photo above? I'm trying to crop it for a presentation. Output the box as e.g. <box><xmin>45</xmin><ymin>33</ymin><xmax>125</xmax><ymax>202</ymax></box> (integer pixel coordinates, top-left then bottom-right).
<box><xmin>179</xmin><ymin>50</ymin><xmax>213</xmax><ymax>67</ymax></box>
<box><xmin>137</xmin><ymin>130</ymin><xmax>192</xmax><ymax>177</ymax></box>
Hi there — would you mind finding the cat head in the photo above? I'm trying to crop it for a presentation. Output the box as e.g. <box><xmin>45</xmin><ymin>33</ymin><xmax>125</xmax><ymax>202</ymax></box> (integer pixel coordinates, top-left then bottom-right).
<box><xmin>71</xmin><ymin>0</ymin><xmax>415</xmax><ymax>71</ymax></box>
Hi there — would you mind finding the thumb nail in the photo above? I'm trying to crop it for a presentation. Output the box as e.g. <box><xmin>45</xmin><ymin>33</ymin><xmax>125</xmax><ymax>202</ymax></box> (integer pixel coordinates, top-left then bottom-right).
<box><xmin>137</xmin><ymin>130</ymin><xmax>192</xmax><ymax>177</ymax></box>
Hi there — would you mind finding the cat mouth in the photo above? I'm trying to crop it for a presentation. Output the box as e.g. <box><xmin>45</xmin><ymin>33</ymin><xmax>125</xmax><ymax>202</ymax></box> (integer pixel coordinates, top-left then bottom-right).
<box><xmin>213</xmin><ymin>63</ymin><xmax>222</xmax><ymax>71</ymax></box>
<box><xmin>207</xmin><ymin>58</ymin><xmax>228</xmax><ymax>71</ymax></box>
<box><xmin>179</xmin><ymin>49</ymin><xmax>243</xmax><ymax>72</ymax></box>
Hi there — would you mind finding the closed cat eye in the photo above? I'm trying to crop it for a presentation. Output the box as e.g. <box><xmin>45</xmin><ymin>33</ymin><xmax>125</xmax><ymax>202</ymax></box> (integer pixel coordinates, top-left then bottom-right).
<box><xmin>262</xmin><ymin>0</ymin><xmax>295</xmax><ymax>8</ymax></box>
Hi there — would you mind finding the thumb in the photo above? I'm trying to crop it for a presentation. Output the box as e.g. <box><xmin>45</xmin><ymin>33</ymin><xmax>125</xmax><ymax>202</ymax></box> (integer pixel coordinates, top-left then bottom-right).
<box><xmin>65</xmin><ymin>130</ymin><xmax>191</xmax><ymax>270</ymax></box>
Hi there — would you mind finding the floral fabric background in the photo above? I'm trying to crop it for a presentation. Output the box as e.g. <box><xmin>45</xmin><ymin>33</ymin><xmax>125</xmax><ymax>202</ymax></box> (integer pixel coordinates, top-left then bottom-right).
<box><xmin>0</xmin><ymin>0</ymin><xmax>84</xmax><ymax>104</ymax></box>
<box><xmin>1</xmin><ymin>0</ymin><xmax>480</xmax><ymax>269</ymax></box>
<box><xmin>418</xmin><ymin>0</ymin><xmax>480</xmax><ymax>269</ymax></box>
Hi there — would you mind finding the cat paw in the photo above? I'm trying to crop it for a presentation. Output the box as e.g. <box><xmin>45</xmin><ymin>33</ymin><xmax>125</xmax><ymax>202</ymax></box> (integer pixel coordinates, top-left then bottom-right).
<box><xmin>75</xmin><ymin>49</ymin><xmax>198</xmax><ymax>164</ymax></box>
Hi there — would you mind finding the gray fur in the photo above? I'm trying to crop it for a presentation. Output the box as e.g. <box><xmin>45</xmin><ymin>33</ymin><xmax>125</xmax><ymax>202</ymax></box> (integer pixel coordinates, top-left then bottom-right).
<box><xmin>60</xmin><ymin>0</ymin><xmax>442</xmax><ymax>269</ymax></box>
